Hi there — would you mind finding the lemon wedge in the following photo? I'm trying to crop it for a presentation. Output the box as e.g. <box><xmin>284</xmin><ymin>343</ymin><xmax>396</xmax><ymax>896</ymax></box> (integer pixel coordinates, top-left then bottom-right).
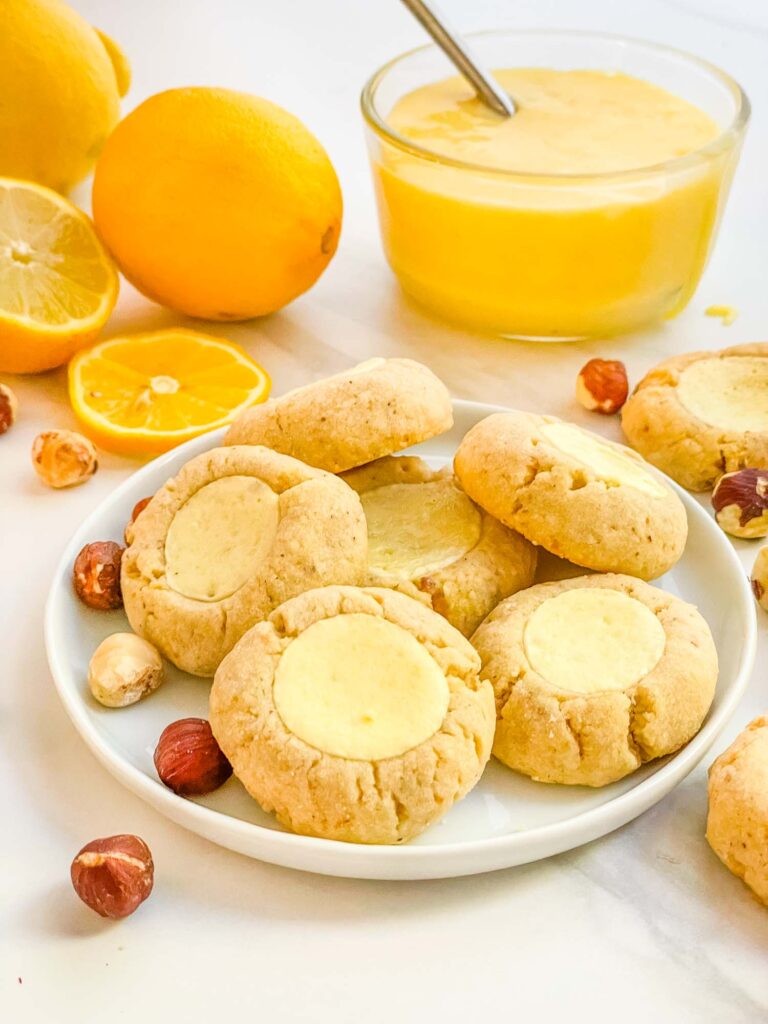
<box><xmin>0</xmin><ymin>178</ymin><xmax>118</xmax><ymax>373</ymax></box>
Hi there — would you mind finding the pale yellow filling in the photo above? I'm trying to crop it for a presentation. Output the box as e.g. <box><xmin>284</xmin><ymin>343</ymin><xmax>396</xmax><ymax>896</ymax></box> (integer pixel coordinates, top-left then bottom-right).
<box><xmin>273</xmin><ymin>614</ymin><xmax>449</xmax><ymax>760</ymax></box>
<box><xmin>524</xmin><ymin>588</ymin><xmax>666</xmax><ymax>693</ymax></box>
<box><xmin>542</xmin><ymin>421</ymin><xmax>666</xmax><ymax>496</ymax></box>
<box><xmin>361</xmin><ymin>479</ymin><xmax>482</xmax><ymax>581</ymax></box>
<box><xmin>165</xmin><ymin>475</ymin><xmax>279</xmax><ymax>601</ymax></box>
<box><xmin>677</xmin><ymin>357</ymin><xmax>768</xmax><ymax>433</ymax></box>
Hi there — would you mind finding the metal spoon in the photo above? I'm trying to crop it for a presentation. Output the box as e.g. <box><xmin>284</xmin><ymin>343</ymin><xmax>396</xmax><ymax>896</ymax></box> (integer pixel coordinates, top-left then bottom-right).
<box><xmin>399</xmin><ymin>0</ymin><xmax>516</xmax><ymax>117</ymax></box>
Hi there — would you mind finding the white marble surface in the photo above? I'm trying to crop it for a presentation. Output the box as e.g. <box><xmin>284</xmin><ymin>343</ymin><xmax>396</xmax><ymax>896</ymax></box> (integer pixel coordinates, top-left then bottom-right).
<box><xmin>2</xmin><ymin>0</ymin><xmax>768</xmax><ymax>1020</ymax></box>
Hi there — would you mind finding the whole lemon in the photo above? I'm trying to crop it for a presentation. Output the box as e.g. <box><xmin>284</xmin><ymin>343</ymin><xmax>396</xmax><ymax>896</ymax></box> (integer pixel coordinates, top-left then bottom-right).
<box><xmin>92</xmin><ymin>87</ymin><xmax>343</xmax><ymax>321</ymax></box>
<box><xmin>0</xmin><ymin>0</ymin><xmax>129</xmax><ymax>194</ymax></box>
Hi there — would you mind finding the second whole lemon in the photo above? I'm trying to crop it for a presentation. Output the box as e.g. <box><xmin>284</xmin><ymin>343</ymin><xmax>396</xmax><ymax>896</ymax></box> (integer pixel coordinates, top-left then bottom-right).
<box><xmin>92</xmin><ymin>87</ymin><xmax>343</xmax><ymax>321</ymax></box>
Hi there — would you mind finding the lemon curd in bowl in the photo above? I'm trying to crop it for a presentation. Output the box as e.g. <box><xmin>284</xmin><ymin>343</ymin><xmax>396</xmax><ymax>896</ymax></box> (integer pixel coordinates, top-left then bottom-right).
<box><xmin>361</xmin><ymin>32</ymin><xmax>749</xmax><ymax>340</ymax></box>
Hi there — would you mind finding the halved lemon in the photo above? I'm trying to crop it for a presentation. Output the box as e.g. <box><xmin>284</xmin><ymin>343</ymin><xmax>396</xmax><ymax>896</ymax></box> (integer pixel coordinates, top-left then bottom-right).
<box><xmin>0</xmin><ymin>178</ymin><xmax>119</xmax><ymax>374</ymax></box>
<box><xmin>69</xmin><ymin>329</ymin><xmax>271</xmax><ymax>455</ymax></box>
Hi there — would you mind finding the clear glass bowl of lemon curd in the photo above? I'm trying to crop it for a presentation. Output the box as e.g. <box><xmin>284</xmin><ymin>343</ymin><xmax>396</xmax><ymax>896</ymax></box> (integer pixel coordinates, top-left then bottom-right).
<box><xmin>361</xmin><ymin>31</ymin><xmax>749</xmax><ymax>340</ymax></box>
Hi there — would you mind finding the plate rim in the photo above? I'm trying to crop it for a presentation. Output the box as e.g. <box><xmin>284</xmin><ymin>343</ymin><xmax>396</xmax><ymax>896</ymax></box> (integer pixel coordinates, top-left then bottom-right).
<box><xmin>45</xmin><ymin>398</ymin><xmax>758</xmax><ymax>879</ymax></box>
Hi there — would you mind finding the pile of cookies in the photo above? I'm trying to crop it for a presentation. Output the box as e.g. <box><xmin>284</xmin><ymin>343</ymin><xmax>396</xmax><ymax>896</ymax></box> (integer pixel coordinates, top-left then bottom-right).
<box><xmin>83</xmin><ymin>357</ymin><xmax>721</xmax><ymax>847</ymax></box>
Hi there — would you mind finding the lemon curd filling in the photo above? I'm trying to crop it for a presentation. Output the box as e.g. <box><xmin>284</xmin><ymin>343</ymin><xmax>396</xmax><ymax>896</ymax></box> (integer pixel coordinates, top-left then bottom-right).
<box><xmin>370</xmin><ymin>67</ymin><xmax>731</xmax><ymax>338</ymax></box>
<box><xmin>361</xmin><ymin>479</ymin><xmax>482</xmax><ymax>580</ymax></box>
<box><xmin>524</xmin><ymin>588</ymin><xmax>666</xmax><ymax>693</ymax></box>
<box><xmin>541</xmin><ymin>422</ymin><xmax>665</xmax><ymax>496</ymax></box>
<box><xmin>677</xmin><ymin>357</ymin><xmax>768</xmax><ymax>432</ymax></box>
<box><xmin>165</xmin><ymin>475</ymin><xmax>279</xmax><ymax>601</ymax></box>
<box><xmin>273</xmin><ymin>614</ymin><xmax>450</xmax><ymax>760</ymax></box>
<box><xmin>388</xmin><ymin>69</ymin><xmax>717</xmax><ymax>176</ymax></box>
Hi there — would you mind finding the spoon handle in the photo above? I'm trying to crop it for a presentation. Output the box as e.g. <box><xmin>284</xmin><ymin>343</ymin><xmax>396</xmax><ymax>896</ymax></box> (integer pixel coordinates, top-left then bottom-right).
<box><xmin>399</xmin><ymin>0</ymin><xmax>516</xmax><ymax>117</ymax></box>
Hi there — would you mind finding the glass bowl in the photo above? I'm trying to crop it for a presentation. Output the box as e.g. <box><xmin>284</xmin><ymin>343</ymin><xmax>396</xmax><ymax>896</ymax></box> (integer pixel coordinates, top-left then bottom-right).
<box><xmin>361</xmin><ymin>30</ymin><xmax>749</xmax><ymax>340</ymax></box>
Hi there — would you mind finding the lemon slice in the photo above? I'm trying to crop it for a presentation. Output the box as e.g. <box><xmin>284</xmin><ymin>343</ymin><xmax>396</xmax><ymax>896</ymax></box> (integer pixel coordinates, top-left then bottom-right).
<box><xmin>69</xmin><ymin>329</ymin><xmax>271</xmax><ymax>455</ymax></box>
<box><xmin>0</xmin><ymin>178</ymin><xmax>119</xmax><ymax>373</ymax></box>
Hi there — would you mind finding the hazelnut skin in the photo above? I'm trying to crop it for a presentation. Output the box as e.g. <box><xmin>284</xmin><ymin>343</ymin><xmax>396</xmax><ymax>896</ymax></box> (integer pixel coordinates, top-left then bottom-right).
<box><xmin>154</xmin><ymin>718</ymin><xmax>232</xmax><ymax>796</ymax></box>
<box><xmin>31</xmin><ymin>429</ymin><xmax>97</xmax><ymax>488</ymax></box>
<box><xmin>712</xmin><ymin>469</ymin><xmax>768</xmax><ymax>539</ymax></box>
<box><xmin>752</xmin><ymin>547</ymin><xmax>768</xmax><ymax>611</ymax></box>
<box><xmin>576</xmin><ymin>359</ymin><xmax>629</xmax><ymax>415</ymax></box>
<box><xmin>0</xmin><ymin>383</ymin><xmax>18</xmax><ymax>435</ymax></box>
<box><xmin>71</xmin><ymin>834</ymin><xmax>154</xmax><ymax>919</ymax></box>
<box><xmin>124</xmin><ymin>496</ymin><xmax>152</xmax><ymax>545</ymax></box>
<box><xmin>73</xmin><ymin>541</ymin><xmax>124</xmax><ymax>610</ymax></box>
<box><xmin>88</xmin><ymin>632</ymin><xmax>164</xmax><ymax>708</ymax></box>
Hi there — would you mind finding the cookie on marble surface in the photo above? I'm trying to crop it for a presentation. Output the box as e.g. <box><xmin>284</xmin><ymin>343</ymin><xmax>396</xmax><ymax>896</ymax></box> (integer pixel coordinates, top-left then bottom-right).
<box><xmin>707</xmin><ymin>716</ymin><xmax>768</xmax><ymax>906</ymax></box>
<box><xmin>224</xmin><ymin>357</ymin><xmax>452</xmax><ymax>473</ymax></box>
<box><xmin>340</xmin><ymin>455</ymin><xmax>537</xmax><ymax>636</ymax></box>
<box><xmin>472</xmin><ymin>573</ymin><xmax>718</xmax><ymax>787</ymax></box>
<box><xmin>209</xmin><ymin>585</ymin><xmax>495</xmax><ymax>844</ymax></box>
<box><xmin>454</xmin><ymin>410</ymin><xmax>687</xmax><ymax>581</ymax></box>
<box><xmin>622</xmin><ymin>343</ymin><xmax>768</xmax><ymax>491</ymax></box>
<box><xmin>121</xmin><ymin>446</ymin><xmax>367</xmax><ymax>676</ymax></box>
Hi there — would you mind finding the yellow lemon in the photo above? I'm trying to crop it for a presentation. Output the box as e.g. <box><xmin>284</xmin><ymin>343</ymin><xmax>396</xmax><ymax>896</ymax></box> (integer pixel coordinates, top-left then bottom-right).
<box><xmin>0</xmin><ymin>0</ymin><xmax>129</xmax><ymax>194</ymax></box>
<box><xmin>68</xmin><ymin>329</ymin><xmax>271</xmax><ymax>455</ymax></box>
<box><xmin>0</xmin><ymin>178</ymin><xmax>118</xmax><ymax>374</ymax></box>
<box><xmin>92</xmin><ymin>87</ymin><xmax>342</xmax><ymax>321</ymax></box>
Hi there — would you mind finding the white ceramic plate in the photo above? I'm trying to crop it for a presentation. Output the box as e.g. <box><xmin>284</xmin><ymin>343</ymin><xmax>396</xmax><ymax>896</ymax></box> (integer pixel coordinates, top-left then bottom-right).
<box><xmin>45</xmin><ymin>400</ymin><xmax>756</xmax><ymax>880</ymax></box>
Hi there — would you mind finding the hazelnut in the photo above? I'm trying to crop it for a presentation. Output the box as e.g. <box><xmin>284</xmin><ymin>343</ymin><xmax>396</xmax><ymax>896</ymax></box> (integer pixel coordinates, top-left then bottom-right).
<box><xmin>154</xmin><ymin>718</ymin><xmax>232</xmax><ymax>796</ymax></box>
<box><xmin>751</xmin><ymin>546</ymin><xmax>768</xmax><ymax>611</ymax></box>
<box><xmin>712</xmin><ymin>469</ymin><xmax>768</xmax><ymax>539</ymax></box>
<box><xmin>31</xmin><ymin>429</ymin><xmax>97</xmax><ymax>488</ymax></box>
<box><xmin>71</xmin><ymin>834</ymin><xmax>154</xmax><ymax>919</ymax></box>
<box><xmin>88</xmin><ymin>632</ymin><xmax>164</xmax><ymax>708</ymax></box>
<box><xmin>73</xmin><ymin>541</ymin><xmax>124</xmax><ymax>610</ymax></box>
<box><xmin>124</xmin><ymin>496</ymin><xmax>152</xmax><ymax>545</ymax></box>
<box><xmin>576</xmin><ymin>358</ymin><xmax>629</xmax><ymax>415</ymax></box>
<box><xmin>0</xmin><ymin>383</ymin><xmax>18</xmax><ymax>435</ymax></box>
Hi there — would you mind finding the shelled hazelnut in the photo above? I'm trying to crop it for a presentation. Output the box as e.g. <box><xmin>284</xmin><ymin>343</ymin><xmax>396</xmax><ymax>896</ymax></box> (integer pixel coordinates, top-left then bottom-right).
<box><xmin>71</xmin><ymin>834</ymin><xmax>154</xmax><ymax>919</ymax></box>
<box><xmin>0</xmin><ymin>383</ymin><xmax>18</xmax><ymax>435</ymax></box>
<box><xmin>751</xmin><ymin>547</ymin><xmax>768</xmax><ymax>612</ymax></box>
<box><xmin>124</xmin><ymin>496</ymin><xmax>152</xmax><ymax>545</ymax></box>
<box><xmin>712</xmin><ymin>469</ymin><xmax>768</xmax><ymax>539</ymax></box>
<box><xmin>154</xmin><ymin>718</ymin><xmax>232</xmax><ymax>796</ymax></box>
<box><xmin>88</xmin><ymin>632</ymin><xmax>164</xmax><ymax>708</ymax></box>
<box><xmin>31</xmin><ymin>429</ymin><xmax>97</xmax><ymax>488</ymax></box>
<box><xmin>576</xmin><ymin>358</ymin><xmax>629</xmax><ymax>415</ymax></box>
<box><xmin>73</xmin><ymin>541</ymin><xmax>124</xmax><ymax>610</ymax></box>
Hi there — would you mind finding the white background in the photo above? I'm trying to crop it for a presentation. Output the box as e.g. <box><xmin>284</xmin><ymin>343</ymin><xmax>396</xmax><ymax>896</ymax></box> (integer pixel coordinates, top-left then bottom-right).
<box><xmin>2</xmin><ymin>0</ymin><xmax>768</xmax><ymax>1020</ymax></box>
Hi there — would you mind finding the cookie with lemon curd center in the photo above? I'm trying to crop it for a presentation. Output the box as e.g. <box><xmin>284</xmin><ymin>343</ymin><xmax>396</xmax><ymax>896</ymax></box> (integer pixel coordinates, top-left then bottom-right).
<box><xmin>121</xmin><ymin>446</ymin><xmax>367</xmax><ymax>677</ymax></box>
<box><xmin>224</xmin><ymin>357</ymin><xmax>453</xmax><ymax>473</ymax></box>
<box><xmin>472</xmin><ymin>573</ymin><xmax>718</xmax><ymax>788</ymax></box>
<box><xmin>209</xmin><ymin>585</ymin><xmax>496</xmax><ymax>845</ymax></box>
<box><xmin>622</xmin><ymin>343</ymin><xmax>768</xmax><ymax>491</ymax></box>
<box><xmin>341</xmin><ymin>455</ymin><xmax>536</xmax><ymax>637</ymax></box>
<box><xmin>454</xmin><ymin>410</ymin><xmax>687</xmax><ymax>581</ymax></box>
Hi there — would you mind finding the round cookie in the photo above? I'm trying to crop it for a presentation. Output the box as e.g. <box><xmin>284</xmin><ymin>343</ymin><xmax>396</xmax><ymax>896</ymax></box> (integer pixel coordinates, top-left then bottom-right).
<box><xmin>454</xmin><ymin>411</ymin><xmax>687</xmax><ymax>580</ymax></box>
<box><xmin>707</xmin><ymin>717</ymin><xmax>768</xmax><ymax>905</ymax></box>
<box><xmin>224</xmin><ymin>357</ymin><xmax>453</xmax><ymax>473</ymax></box>
<box><xmin>340</xmin><ymin>455</ymin><xmax>537</xmax><ymax>636</ymax></box>
<box><xmin>122</xmin><ymin>446</ymin><xmax>367</xmax><ymax>677</ymax></box>
<box><xmin>209</xmin><ymin>585</ymin><xmax>495</xmax><ymax>844</ymax></box>
<box><xmin>472</xmin><ymin>573</ymin><xmax>718</xmax><ymax>787</ymax></box>
<box><xmin>622</xmin><ymin>343</ymin><xmax>768</xmax><ymax>491</ymax></box>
